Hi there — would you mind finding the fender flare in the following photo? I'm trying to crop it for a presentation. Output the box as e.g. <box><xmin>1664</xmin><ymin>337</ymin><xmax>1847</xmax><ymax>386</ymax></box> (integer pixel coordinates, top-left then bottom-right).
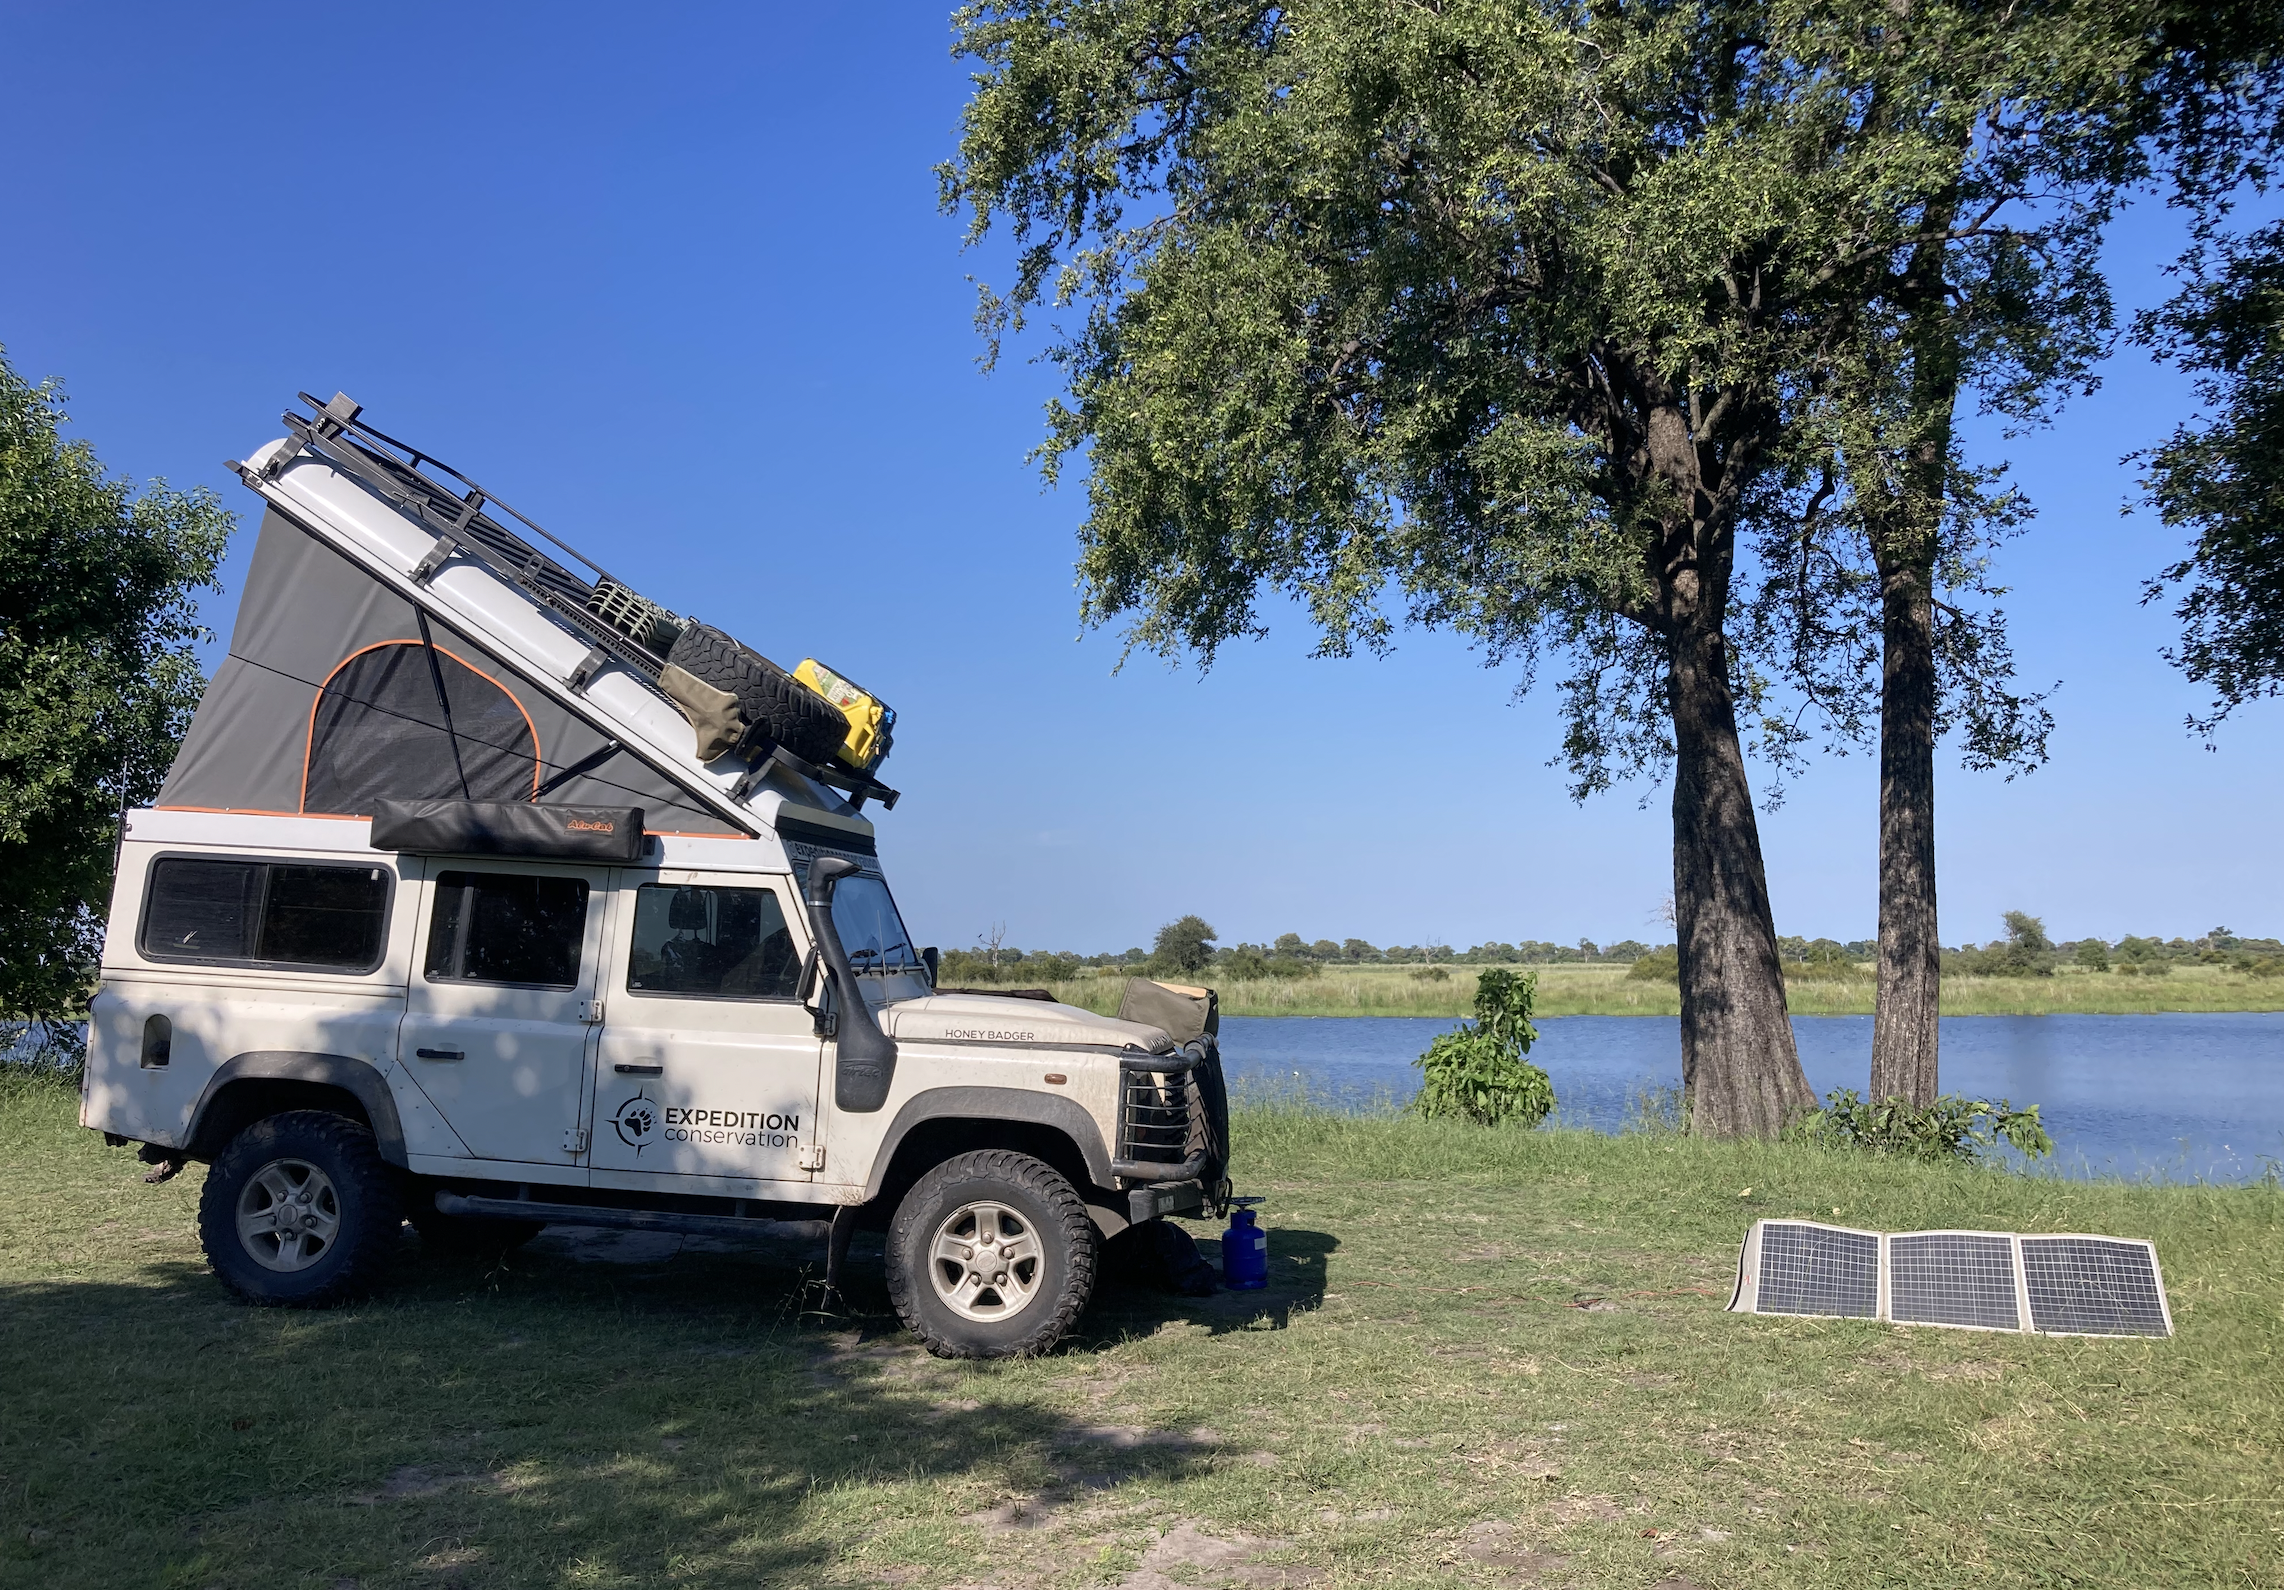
<box><xmin>860</xmin><ymin>1086</ymin><xmax>1113</xmax><ymax>1201</ymax></box>
<box><xmin>187</xmin><ymin>1052</ymin><xmax>408</xmax><ymax>1167</ymax></box>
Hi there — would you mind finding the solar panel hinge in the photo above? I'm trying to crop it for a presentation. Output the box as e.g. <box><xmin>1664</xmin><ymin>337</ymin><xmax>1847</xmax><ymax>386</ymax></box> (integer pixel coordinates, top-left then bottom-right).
<box><xmin>408</xmin><ymin>534</ymin><xmax>460</xmax><ymax>585</ymax></box>
<box><xmin>564</xmin><ymin>646</ymin><xmax>611</xmax><ymax>694</ymax></box>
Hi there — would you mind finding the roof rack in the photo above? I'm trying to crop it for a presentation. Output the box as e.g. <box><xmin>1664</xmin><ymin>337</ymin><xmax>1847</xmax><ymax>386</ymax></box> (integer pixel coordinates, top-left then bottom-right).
<box><xmin>243</xmin><ymin>392</ymin><xmax>898</xmax><ymax>812</ymax></box>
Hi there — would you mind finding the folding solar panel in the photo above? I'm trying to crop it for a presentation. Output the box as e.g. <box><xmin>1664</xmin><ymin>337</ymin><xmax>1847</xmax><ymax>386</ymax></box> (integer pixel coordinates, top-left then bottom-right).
<box><xmin>1730</xmin><ymin>1220</ymin><xmax>1882</xmax><ymax>1319</ymax></box>
<box><xmin>1729</xmin><ymin>1221</ymin><xmax>2170</xmax><ymax>1338</ymax></box>
<box><xmin>1888</xmin><ymin>1231</ymin><xmax>2020</xmax><ymax>1332</ymax></box>
<box><xmin>2019</xmin><ymin>1236</ymin><xmax>2172</xmax><ymax>1337</ymax></box>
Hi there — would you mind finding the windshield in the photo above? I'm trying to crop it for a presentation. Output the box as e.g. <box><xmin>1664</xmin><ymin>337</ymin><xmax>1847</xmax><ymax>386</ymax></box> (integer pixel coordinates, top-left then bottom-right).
<box><xmin>831</xmin><ymin>874</ymin><xmax>920</xmax><ymax>974</ymax></box>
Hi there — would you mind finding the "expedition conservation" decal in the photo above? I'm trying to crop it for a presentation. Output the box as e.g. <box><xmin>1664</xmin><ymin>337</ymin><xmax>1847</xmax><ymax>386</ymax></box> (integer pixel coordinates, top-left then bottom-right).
<box><xmin>607</xmin><ymin>1091</ymin><xmax>802</xmax><ymax>1155</ymax></box>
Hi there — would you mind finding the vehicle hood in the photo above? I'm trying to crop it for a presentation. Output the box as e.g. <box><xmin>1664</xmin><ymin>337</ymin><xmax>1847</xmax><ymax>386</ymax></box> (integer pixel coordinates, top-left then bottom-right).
<box><xmin>880</xmin><ymin>994</ymin><xmax>1175</xmax><ymax>1054</ymax></box>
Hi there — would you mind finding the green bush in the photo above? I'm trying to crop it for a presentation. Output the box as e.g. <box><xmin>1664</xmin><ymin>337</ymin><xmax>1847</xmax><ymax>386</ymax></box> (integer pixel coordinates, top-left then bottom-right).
<box><xmin>1408</xmin><ymin>964</ymin><xmax>1450</xmax><ymax>982</ymax></box>
<box><xmin>1792</xmin><ymin>1088</ymin><xmax>2053</xmax><ymax>1164</ymax></box>
<box><xmin>1626</xmin><ymin>948</ymin><xmax>1679</xmax><ymax>981</ymax></box>
<box><xmin>1784</xmin><ymin>941</ymin><xmax>1862</xmax><ymax>980</ymax></box>
<box><xmin>2252</xmin><ymin>957</ymin><xmax>2284</xmax><ymax>979</ymax></box>
<box><xmin>1414</xmin><ymin>969</ymin><xmax>1553</xmax><ymax>1127</ymax></box>
<box><xmin>2075</xmin><ymin>939</ymin><xmax>2111</xmax><ymax>971</ymax></box>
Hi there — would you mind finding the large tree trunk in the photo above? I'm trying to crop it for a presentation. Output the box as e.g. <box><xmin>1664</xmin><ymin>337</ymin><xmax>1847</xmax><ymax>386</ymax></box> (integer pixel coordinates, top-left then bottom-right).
<box><xmin>1870</xmin><ymin>551</ymin><xmax>1941</xmax><ymax>1105</ymax></box>
<box><xmin>1865</xmin><ymin>226</ymin><xmax>1960</xmax><ymax>1108</ymax></box>
<box><xmin>1669</xmin><ymin>614</ymin><xmax>1816</xmax><ymax>1136</ymax></box>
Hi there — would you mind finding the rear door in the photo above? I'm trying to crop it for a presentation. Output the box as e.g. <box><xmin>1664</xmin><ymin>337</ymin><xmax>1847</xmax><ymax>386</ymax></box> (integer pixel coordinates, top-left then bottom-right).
<box><xmin>588</xmin><ymin>872</ymin><xmax>824</xmax><ymax>1189</ymax></box>
<box><xmin>399</xmin><ymin>861</ymin><xmax>614</xmax><ymax>1170</ymax></box>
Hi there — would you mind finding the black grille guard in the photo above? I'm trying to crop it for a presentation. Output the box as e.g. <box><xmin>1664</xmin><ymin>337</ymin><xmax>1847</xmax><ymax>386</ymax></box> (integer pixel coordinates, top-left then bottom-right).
<box><xmin>1112</xmin><ymin>1043</ymin><xmax>1216</xmax><ymax>1183</ymax></box>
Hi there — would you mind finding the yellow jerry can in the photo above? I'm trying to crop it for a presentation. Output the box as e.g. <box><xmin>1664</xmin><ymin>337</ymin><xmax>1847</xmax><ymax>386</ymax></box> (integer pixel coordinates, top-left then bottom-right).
<box><xmin>793</xmin><ymin>658</ymin><xmax>895</xmax><ymax>772</ymax></box>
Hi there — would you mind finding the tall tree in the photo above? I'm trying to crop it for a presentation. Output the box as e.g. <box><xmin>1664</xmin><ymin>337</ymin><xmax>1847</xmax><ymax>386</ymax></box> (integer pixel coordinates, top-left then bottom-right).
<box><xmin>2138</xmin><ymin>218</ymin><xmax>2284</xmax><ymax>726</ymax></box>
<box><xmin>0</xmin><ymin>354</ymin><xmax>233</xmax><ymax>1052</ymax></box>
<box><xmin>944</xmin><ymin>0</ymin><xmax>2146</xmax><ymax>1133</ymax></box>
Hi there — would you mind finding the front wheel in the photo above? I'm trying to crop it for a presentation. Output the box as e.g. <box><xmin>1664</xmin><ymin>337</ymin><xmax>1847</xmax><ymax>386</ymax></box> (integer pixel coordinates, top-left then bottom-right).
<box><xmin>885</xmin><ymin>1150</ymin><xmax>1097</xmax><ymax>1359</ymax></box>
<box><xmin>196</xmin><ymin>1111</ymin><xmax>402</xmax><ymax>1307</ymax></box>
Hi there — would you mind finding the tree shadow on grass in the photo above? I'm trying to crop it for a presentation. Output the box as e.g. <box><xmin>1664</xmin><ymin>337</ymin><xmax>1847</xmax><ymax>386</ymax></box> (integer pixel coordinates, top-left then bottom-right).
<box><xmin>0</xmin><ymin>1220</ymin><xmax>1270</xmax><ymax>1589</ymax></box>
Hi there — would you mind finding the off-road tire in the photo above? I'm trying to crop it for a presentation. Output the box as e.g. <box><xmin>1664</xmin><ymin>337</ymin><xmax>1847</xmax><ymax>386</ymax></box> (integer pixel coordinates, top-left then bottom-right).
<box><xmin>886</xmin><ymin>1150</ymin><xmax>1097</xmax><ymax>1359</ymax></box>
<box><xmin>665</xmin><ymin>621</ymin><xmax>848</xmax><ymax>766</ymax></box>
<box><xmin>197</xmin><ymin>1111</ymin><xmax>403</xmax><ymax>1307</ymax></box>
<box><xmin>408</xmin><ymin>1201</ymin><xmax>543</xmax><ymax>1257</ymax></box>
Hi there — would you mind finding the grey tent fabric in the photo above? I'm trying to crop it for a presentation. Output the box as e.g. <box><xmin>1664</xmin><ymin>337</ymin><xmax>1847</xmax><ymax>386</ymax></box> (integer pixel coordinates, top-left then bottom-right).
<box><xmin>158</xmin><ymin>509</ymin><xmax>742</xmax><ymax>836</ymax></box>
<box><xmin>305</xmin><ymin>641</ymin><xmax>539</xmax><ymax>810</ymax></box>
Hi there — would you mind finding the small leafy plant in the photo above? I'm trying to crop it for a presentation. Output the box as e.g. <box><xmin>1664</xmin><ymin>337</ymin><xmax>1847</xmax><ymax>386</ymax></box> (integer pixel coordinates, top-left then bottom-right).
<box><xmin>1793</xmin><ymin>1088</ymin><xmax>2054</xmax><ymax>1164</ymax></box>
<box><xmin>1414</xmin><ymin>968</ymin><xmax>1554</xmax><ymax>1127</ymax></box>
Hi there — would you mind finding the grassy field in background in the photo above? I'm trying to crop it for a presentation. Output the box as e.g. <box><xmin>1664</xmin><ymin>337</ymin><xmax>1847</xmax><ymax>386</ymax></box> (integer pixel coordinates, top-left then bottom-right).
<box><xmin>1029</xmin><ymin>962</ymin><xmax>2284</xmax><ymax>1020</ymax></box>
<box><xmin>4</xmin><ymin>1070</ymin><xmax>2280</xmax><ymax>1589</ymax></box>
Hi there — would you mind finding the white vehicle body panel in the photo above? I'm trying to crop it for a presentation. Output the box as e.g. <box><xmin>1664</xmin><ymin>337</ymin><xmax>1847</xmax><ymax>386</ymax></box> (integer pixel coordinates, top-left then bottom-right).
<box><xmin>83</xmin><ymin>808</ymin><xmax>1172</xmax><ymax>1216</ymax></box>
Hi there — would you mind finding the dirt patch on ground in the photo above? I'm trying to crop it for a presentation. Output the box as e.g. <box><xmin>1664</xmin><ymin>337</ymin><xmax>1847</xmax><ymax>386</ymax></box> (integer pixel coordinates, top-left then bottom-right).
<box><xmin>350</xmin><ymin>1466</ymin><xmax>519</xmax><ymax>1505</ymax></box>
<box><xmin>1547</xmin><ymin>1494</ymin><xmax>1628</xmax><ymax>1525</ymax></box>
<box><xmin>1114</xmin><ymin>1523</ymin><xmax>1317</xmax><ymax>1589</ymax></box>
<box><xmin>1457</xmin><ymin>1519</ymin><xmax>1573</xmax><ymax>1581</ymax></box>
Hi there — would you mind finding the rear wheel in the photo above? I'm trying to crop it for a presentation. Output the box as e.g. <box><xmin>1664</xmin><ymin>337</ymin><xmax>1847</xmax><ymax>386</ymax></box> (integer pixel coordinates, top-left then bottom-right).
<box><xmin>197</xmin><ymin>1111</ymin><xmax>402</xmax><ymax>1307</ymax></box>
<box><xmin>886</xmin><ymin>1151</ymin><xmax>1096</xmax><ymax>1359</ymax></box>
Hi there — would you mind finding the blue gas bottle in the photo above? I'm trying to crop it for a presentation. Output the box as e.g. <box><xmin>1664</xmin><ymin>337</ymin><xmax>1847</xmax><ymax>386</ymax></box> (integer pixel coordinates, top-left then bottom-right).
<box><xmin>1224</xmin><ymin>1197</ymin><xmax>1268</xmax><ymax>1290</ymax></box>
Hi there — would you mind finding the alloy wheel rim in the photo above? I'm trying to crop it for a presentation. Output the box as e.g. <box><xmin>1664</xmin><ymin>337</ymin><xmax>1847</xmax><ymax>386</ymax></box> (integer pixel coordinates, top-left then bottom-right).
<box><xmin>235</xmin><ymin>1157</ymin><xmax>342</xmax><ymax>1272</ymax></box>
<box><xmin>928</xmin><ymin>1199</ymin><xmax>1043</xmax><ymax>1322</ymax></box>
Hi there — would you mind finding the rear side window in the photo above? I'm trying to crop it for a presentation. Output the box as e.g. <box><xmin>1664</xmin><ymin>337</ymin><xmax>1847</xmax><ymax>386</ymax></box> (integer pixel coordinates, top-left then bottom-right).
<box><xmin>627</xmin><ymin>883</ymin><xmax>800</xmax><ymax>999</ymax></box>
<box><xmin>140</xmin><ymin>858</ymin><xmax>391</xmax><ymax>972</ymax></box>
<box><xmin>425</xmin><ymin>871</ymin><xmax>589</xmax><ymax>987</ymax></box>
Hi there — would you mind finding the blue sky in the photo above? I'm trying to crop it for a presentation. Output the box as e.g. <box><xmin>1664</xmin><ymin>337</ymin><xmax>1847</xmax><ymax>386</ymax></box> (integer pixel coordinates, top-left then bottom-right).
<box><xmin>5</xmin><ymin>3</ymin><xmax>2276</xmax><ymax>956</ymax></box>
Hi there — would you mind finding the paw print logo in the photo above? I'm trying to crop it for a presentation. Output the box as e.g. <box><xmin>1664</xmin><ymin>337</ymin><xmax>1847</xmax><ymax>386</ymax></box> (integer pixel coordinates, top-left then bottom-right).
<box><xmin>610</xmin><ymin>1092</ymin><xmax>659</xmax><ymax>1151</ymax></box>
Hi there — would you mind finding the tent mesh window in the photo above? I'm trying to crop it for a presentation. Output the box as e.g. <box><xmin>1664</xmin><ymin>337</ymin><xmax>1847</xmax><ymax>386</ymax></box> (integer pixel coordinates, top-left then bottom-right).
<box><xmin>2020</xmin><ymin>1238</ymin><xmax>2170</xmax><ymax>1336</ymax></box>
<box><xmin>1888</xmin><ymin>1233</ymin><xmax>2020</xmax><ymax>1331</ymax></box>
<box><xmin>304</xmin><ymin>641</ymin><xmax>539</xmax><ymax>814</ymax></box>
<box><xmin>1755</xmin><ymin>1223</ymin><xmax>1880</xmax><ymax>1318</ymax></box>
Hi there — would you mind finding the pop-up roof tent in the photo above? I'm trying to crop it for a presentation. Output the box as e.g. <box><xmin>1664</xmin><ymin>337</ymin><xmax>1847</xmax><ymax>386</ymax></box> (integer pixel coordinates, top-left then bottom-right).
<box><xmin>161</xmin><ymin>392</ymin><xmax>897</xmax><ymax>848</ymax></box>
<box><xmin>159</xmin><ymin>510</ymin><xmax>742</xmax><ymax>833</ymax></box>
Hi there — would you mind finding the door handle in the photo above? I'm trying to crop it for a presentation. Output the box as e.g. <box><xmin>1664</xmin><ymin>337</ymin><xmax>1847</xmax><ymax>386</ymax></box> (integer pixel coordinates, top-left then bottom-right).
<box><xmin>613</xmin><ymin>1062</ymin><xmax>663</xmax><ymax>1076</ymax></box>
<box><xmin>415</xmin><ymin>1047</ymin><xmax>464</xmax><ymax>1061</ymax></box>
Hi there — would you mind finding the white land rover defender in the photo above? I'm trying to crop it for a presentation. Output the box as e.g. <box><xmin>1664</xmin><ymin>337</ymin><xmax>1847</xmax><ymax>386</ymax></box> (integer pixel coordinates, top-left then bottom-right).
<box><xmin>78</xmin><ymin>392</ymin><xmax>1228</xmax><ymax>1359</ymax></box>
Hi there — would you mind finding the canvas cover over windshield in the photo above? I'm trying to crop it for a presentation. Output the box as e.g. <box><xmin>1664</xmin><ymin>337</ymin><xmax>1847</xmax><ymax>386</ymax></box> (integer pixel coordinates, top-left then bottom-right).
<box><xmin>157</xmin><ymin>509</ymin><xmax>742</xmax><ymax>836</ymax></box>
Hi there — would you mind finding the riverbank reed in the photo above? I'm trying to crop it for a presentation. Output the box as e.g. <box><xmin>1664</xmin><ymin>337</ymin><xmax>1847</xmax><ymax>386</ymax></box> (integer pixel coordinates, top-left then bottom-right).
<box><xmin>1028</xmin><ymin>962</ymin><xmax>2284</xmax><ymax>1018</ymax></box>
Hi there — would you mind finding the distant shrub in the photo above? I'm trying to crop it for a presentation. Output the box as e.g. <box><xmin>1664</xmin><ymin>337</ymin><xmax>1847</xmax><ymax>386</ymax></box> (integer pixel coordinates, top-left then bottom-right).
<box><xmin>1408</xmin><ymin>965</ymin><xmax>1450</xmax><ymax>982</ymax></box>
<box><xmin>1627</xmin><ymin>948</ymin><xmax>1679</xmax><ymax>982</ymax></box>
<box><xmin>2074</xmin><ymin>939</ymin><xmax>2111</xmax><ymax>971</ymax></box>
<box><xmin>1952</xmin><ymin>911</ymin><xmax>2058</xmax><ymax>977</ymax></box>
<box><xmin>1785</xmin><ymin>942</ymin><xmax>1861</xmax><ymax>980</ymax></box>
<box><xmin>1792</xmin><ymin>1088</ymin><xmax>2053</xmax><ymax>1164</ymax></box>
<box><xmin>1415</xmin><ymin>969</ymin><xmax>1553</xmax><ymax>1127</ymax></box>
<box><xmin>2253</xmin><ymin>958</ymin><xmax>2284</xmax><ymax>979</ymax></box>
<box><xmin>1219</xmin><ymin>948</ymin><xmax>1319</xmax><ymax>980</ymax></box>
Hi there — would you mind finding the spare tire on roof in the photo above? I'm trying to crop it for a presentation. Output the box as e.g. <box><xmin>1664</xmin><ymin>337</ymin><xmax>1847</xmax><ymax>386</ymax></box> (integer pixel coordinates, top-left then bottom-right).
<box><xmin>663</xmin><ymin>621</ymin><xmax>848</xmax><ymax>766</ymax></box>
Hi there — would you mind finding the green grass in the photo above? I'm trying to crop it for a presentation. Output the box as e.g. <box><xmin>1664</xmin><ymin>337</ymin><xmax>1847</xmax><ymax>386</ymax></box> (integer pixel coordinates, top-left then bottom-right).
<box><xmin>4</xmin><ymin>1069</ymin><xmax>2279</xmax><ymax>1589</ymax></box>
<box><xmin>1031</xmin><ymin>962</ymin><xmax>2284</xmax><ymax>1019</ymax></box>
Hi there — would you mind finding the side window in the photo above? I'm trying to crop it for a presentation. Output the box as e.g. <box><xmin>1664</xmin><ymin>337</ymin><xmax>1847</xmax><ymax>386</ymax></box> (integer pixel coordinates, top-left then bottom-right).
<box><xmin>140</xmin><ymin>857</ymin><xmax>390</xmax><ymax>972</ymax></box>
<box><xmin>425</xmin><ymin>871</ymin><xmax>590</xmax><ymax>988</ymax></box>
<box><xmin>627</xmin><ymin>883</ymin><xmax>800</xmax><ymax>1000</ymax></box>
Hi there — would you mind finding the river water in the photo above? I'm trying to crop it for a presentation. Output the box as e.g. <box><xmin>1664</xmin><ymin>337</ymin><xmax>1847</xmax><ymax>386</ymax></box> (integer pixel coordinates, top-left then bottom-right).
<box><xmin>1218</xmin><ymin>1012</ymin><xmax>2284</xmax><ymax>1183</ymax></box>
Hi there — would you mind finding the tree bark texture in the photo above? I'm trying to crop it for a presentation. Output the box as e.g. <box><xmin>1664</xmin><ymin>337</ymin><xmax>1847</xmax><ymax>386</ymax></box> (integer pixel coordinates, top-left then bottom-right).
<box><xmin>1865</xmin><ymin>225</ymin><xmax>1959</xmax><ymax>1109</ymax></box>
<box><xmin>1628</xmin><ymin>387</ymin><xmax>1814</xmax><ymax>1138</ymax></box>
<box><xmin>1669</xmin><ymin>614</ymin><xmax>1817</xmax><ymax>1137</ymax></box>
<box><xmin>1870</xmin><ymin>555</ymin><xmax>1941</xmax><ymax>1105</ymax></box>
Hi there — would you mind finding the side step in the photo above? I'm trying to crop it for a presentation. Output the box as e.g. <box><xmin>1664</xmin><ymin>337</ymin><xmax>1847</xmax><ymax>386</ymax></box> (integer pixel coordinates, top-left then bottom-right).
<box><xmin>434</xmin><ymin>1190</ymin><xmax>831</xmax><ymax>1239</ymax></box>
